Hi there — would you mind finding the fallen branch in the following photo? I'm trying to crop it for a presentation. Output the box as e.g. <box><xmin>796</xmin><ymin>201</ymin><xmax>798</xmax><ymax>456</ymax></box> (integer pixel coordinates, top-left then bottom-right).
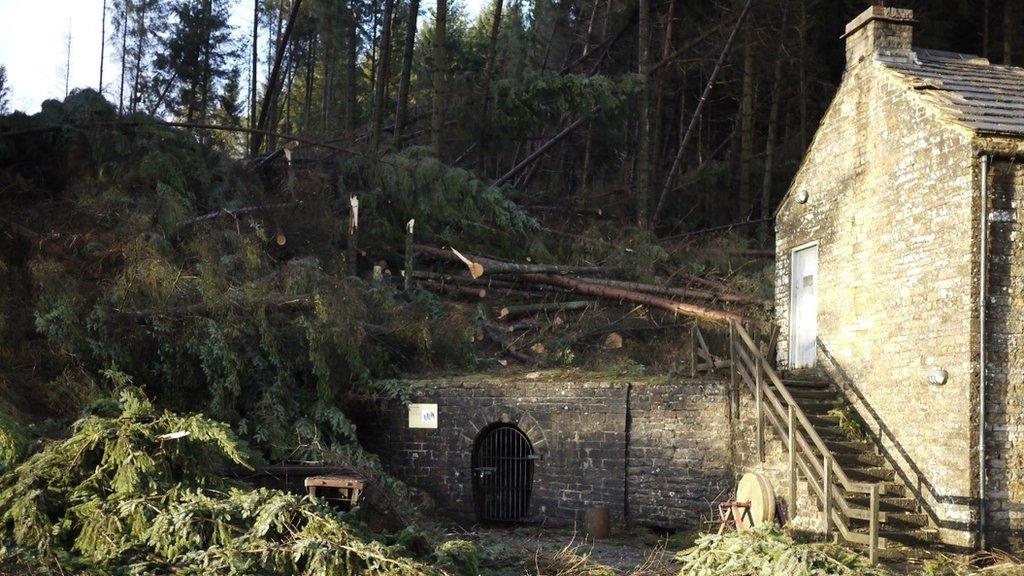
<box><xmin>677</xmin><ymin>273</ymin><xmax>749</xmax><ymax>297</ymax></box>
<box><xmin>573</xmin><ymin>277</ymin><xmax>769</xmax><ymax>306</ymax></box>
<box><xmin>175</xmin><ymin>202</ymin><xmax>302</xmax><ymax>231</ymax></box>
<box><xmin>477</xmin><ymin>316</ymin><xmax>540</xmax><ymax>365</ymax></box>
<box><xmin>498</xmin><ymin>301</ymin><xmax>594</xmax><ymax>320</ymax></box>
<box><xmin>0</xmin><ymin>218</ymin><xmax>67</xmax><ymax>257</ymax></box>
<box><xmin>491</xmin><ymin>116</ymin><xmax>588</xmax><ymax>187</ymax></box>
<box><xmin>648</xmin><ymin>15</ymin><xmax>733</xmax><ymax>76</ymax></box>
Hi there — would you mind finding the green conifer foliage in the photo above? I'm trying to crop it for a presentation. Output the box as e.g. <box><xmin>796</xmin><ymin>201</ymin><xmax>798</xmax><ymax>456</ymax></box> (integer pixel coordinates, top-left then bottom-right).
<box><xmin>0</xmin><ymin>388</ymin><xmax>431</xmax><ymax>575</ymax></box>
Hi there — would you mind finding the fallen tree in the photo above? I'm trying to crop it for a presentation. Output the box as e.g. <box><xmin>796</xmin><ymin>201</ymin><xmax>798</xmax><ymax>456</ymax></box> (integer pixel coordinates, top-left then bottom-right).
<box><xmin>418</xmin><ymin>245</ymin><xmax>751</xmax><ymax>325</ymax></box>
<box><xmin>0</xmin><ymin>388</ymin><xmax>432</xmax><ymax>575</ymax></box>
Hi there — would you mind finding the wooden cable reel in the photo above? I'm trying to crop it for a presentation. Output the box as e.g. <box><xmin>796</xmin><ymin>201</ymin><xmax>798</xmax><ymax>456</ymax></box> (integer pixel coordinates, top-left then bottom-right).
<box><xmin>735</xmin><ymin>472</ymin><xmax>776</xmax><ymax>530</ymax></box>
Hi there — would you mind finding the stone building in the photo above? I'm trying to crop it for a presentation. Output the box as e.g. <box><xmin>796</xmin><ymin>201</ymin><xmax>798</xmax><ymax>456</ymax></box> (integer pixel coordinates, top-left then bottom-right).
<box><xmin>775</xmin><ymin>6</ymin><xmax>1024</xmax><ymax>550</ymax></box>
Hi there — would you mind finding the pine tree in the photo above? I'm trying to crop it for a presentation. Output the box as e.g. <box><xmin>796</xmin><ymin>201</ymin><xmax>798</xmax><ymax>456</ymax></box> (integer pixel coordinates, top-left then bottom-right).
<box><xmin>214</xmin><ymin>67</ymin><xmax>246</xmax><ymax>152</ymax></box>
<box><xmin>157</xmin><ymin>0</ymin><xmax>236</xmax><ymax>123</ymax></box>
<box><xmin>0</xmin><ymin>65</ymin><xmax>10</xmax><ymax>114</ymax></box>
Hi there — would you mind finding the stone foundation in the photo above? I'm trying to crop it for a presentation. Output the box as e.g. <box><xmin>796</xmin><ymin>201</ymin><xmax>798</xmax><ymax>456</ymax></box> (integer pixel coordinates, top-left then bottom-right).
<box><xmin>353</xmin><ymin>371</ymin><xmax>734</xmax><ymax>528</ymax></box>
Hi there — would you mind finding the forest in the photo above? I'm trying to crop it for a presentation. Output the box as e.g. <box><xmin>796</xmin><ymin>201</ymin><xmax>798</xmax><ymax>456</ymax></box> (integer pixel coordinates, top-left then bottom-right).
<box><xmin>0</xmin><ymin>0</ymin><xmax>1021</xmax><ymax>574</ymax></box>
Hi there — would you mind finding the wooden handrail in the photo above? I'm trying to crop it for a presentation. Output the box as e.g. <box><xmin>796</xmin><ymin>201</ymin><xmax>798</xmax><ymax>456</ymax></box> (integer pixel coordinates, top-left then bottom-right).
<box><xmin>690</xmin><ymin>321</ymin><xmax>884</xmax><ymax>563</ymax></box>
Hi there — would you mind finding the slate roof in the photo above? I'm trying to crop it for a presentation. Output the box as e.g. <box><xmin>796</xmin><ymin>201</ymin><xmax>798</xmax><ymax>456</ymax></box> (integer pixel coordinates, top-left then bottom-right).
<box><xmin>881</xmin><ymin>49</ymin><xmax>1024</xmax><ymax>136</ymax></box>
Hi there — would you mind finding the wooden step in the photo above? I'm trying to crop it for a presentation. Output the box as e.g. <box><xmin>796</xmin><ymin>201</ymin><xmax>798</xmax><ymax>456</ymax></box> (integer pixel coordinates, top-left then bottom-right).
<box><xmin>815</xmin><ymin>426</ymin><xmax>855</xmax><ymax>441</ymax></box>
<box><xmin>854</xmin><ymin>525</ymin><xmax>941</xmax><ymax>546</ymax></box>
<box><xmin>884</xmin><ymin>512</ymin><xmax>930</xmax><ymax>529</ymax></box>
<box><xmin>782</xmin><ymin>378</ymin><xmax>832</xmax><ymax>390</ymax></box>
<box><xmin>823</xmin><ymin>439</ymin><xmax>875</xmax><ymax>454</ymax></box>
<box><xmin>845</xmin><ymin>495</ymin><xmax>919</xmax><ymax>512</ymax></box>
<box><xmin>786</xmin><ymin>386</ymin><xmax>838</xmax><ymax>400</ymax></box>
<box><xmin>844</xmin><ymin>466</ymin><xmax>896</xmax><ymax>482</ymax></box>
<box><xmin>807</xmin><ymin>414</ymin><xmax>842</xmax><ymax>427</ymax></box>
<box><xmin>831</xmin><ymin>450</ymin><xmax>887</xmax><ymax>468</ymax></box>
<box><xmin>792</xmin><ymin>397</ymin><xmax>845</xmax><ymax>413</ymax></box>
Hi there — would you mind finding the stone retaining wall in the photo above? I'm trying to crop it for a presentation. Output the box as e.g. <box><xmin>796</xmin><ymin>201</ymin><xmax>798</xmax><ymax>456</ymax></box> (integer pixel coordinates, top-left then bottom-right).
<box><xmin>353</xmin><ymin>371</ymin><xmax>733</xmax><ymax>528</ymax></box>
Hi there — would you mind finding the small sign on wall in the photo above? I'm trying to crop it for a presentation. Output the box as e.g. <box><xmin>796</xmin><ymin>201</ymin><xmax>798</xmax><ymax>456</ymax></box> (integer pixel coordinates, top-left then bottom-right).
<box><xmin>408</xmin><ymin>403</ymin><xmax>438</xmax><ymax>429</ymax></box>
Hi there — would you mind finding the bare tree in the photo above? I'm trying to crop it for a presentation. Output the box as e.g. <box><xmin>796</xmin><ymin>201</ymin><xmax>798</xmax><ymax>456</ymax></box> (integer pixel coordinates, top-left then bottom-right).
<box><xmin>477</xmin><ymin>0</ymin><xmax>504</xmax><ymax>170</ymax></box>
<box><xmin>637</xmin><ymin>0</ymin><xmax>652</xmax><ymax>227</ymax></box>
<box><xmin>371</xmin><ymin>0</ymin><xmax>396</xmax><ymax>147</ymax></box>
<box><xmin>1004</xmin><ymin>0</ymin><xmax>1013</xmax><ymax>65</ymax></box>
<box><xmin>100</xmin><ymin>0</ymin><xmax>108</xmax><ymax>94</ymax></box>
<box><xmin>432</xmin><ymin>0</ymin><xmax>448</xmax><ymax>158</ymax></box>
<box><xmin>395</xmin><ymin>0</ymin><xmax>421</xmax><ymax>144</ymax></box>
<box><xmin>0</xmin><ymin>65</ymin><xmax>11</xmax><ymax>114</ymax></box>
<box><xmin>59</xmin><ymin>23</ymin><xmax>73</xmax><ymax>98</ymax></box>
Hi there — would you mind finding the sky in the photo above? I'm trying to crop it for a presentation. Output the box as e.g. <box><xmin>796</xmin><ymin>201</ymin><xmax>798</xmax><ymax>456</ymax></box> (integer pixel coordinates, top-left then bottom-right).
<box><xmin>0</xmin><ymin>0</ymin><xmax>486</xmax><ymax>114</ymax></box>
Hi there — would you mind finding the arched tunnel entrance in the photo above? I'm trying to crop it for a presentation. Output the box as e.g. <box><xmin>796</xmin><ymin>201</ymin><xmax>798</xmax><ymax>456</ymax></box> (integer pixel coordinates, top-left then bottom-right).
<box><xmin>471</xmin><ymin>423</ymin><xmax>535</xmax><ymax>522</ymax></box>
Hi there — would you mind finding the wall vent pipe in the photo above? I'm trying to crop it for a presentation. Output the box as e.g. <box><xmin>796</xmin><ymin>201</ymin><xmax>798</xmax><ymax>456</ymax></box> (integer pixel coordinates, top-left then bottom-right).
<box><xmin>979</xmin><ymin>153</ymin><xmax>989</xmax><ymax>551</ymax></box>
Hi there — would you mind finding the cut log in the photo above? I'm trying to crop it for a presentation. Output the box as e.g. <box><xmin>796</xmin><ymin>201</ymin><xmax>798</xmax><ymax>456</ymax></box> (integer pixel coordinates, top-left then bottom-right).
<box><xmin>446</xmin><ymin>246</ymin><xmax>606</xmax><ymax>279</ymax></box>
<box><xmin>498</xmin><ymin>300</ymin><xmax>594</xmax><ymax>320</ymax></box>
<box><xmin>603</xmin><ymin>332</ymin><xmax>623</xmax><ymax>349</ymax></box>
<box><xmin>176</xmin><ymin>203</ymin><xmax>304</xmax><ymax>230</ymax></box>
<box><xmin>573</xmin><ymin>276</ymin><xmax>769</xmax><ymax>306</ymax></box>
<box><xmin>522</xmin><ymin>273</ymin><xmax>748</xmax><ymax>324</ymax></box>
<box><xmin>478</xmin><ymin>318</ymin><xmax>539</xmax><ymax>365</ymax></box>
<box><xmin>424</xmin><ymin>245</ymin><xmax>750</xmax><ymax>324</ymax></box>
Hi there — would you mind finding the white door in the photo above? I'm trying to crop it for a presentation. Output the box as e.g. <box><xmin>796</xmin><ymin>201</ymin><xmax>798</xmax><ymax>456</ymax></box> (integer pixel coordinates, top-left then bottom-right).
<box><xmin>790</xmin><ymin>244</ymin><xmax>818</xmax><ymax>369</ymax></box>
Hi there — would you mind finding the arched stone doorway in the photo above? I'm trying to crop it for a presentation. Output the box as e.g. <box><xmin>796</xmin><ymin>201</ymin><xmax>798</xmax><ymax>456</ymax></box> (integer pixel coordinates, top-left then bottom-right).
<box><xmin>471</xmin><ymin>423</ymin><xmax>535</xmax><ymax>522</ymax></box>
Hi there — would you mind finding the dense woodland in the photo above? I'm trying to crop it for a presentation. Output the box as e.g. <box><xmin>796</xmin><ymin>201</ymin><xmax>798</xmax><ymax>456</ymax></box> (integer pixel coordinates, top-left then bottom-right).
<box><xmin>13</xmin><ymin>0</ymin><xmax>1019</xmax><ymax>232</ymax></box>
<box><xmin>0</xmin><ymin>0</ymin><xmax>1020</xmax><ymax>573</ymax></box>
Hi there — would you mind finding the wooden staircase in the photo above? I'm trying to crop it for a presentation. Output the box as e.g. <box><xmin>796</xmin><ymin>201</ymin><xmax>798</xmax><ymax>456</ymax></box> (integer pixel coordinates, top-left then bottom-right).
<box><xmin>783</xmin><ymin>374</ymin><xmax>941</xmax><ymax>558</ymax></box>
<box><xmin>692</xmin><ymin>321</ymin><xmax>940</xmax><ymax>564</ymax></box>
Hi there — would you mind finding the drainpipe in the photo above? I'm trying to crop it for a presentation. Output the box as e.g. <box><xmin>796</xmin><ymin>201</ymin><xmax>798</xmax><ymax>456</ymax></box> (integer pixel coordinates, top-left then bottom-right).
<box><xmin>979</xmin><ymin>153</ymin><xmax>989</xmax><ymax>551</ymax></box>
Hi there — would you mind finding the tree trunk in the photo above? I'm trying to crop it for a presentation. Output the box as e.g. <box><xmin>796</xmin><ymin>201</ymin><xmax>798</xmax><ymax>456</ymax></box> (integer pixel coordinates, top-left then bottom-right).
<box><xmin>432</xmin><ymin>0</ymin><xmax>448</xmax><ymax>158</ymax></box>
<box><xmin>198</xmin><ymin>0</ymin><xmax>213</xmax><ymax>125</ymax></box>
<box><xmin>418</xmin><ymin>246</ymin><xmax>750</xmax><ymax>325</ymax></box>
<box><xmin>651</xmin><ymin>0</ymin><xmax>677</xmax><ymax>185</ymax></box>
<box><xmin>636</xmin><ymin>0</ymin><xmax>652</xmax><ymax>227</ymax></box>
<box><xmin>346</xmin><ymin>0</ymin><xmax>358</xmax><ymax>131</ymax></box>
<box><xmin>492</xmin><ymin>117</ymin><xmax>587</xmax><ymax>187</ymax></box>
<box><xmin>251</xmin><ymin>0</ymin><xmax>259</xmax><ymax>145</ymax></box>
<box><xmin>303</xmin><ymin>34</ymin><xmax>316</xmax><ymax>134</ymax></box>
<box><xmin>653</xmin><ymin>0</ymin><xmax>752</xmax><ymax>224</ymax></box>
<box><xmin>130</xmin><ymin>17</ymin><xmax>144</xmax><ymax>114</ymax></box>
<box><xmin>477</xmin><ymin>0</ymin><xmax>504</xmax><ymax>172</ymax></box>
<box><xmin>798</xmin><ymin>0</ymin><xmax>807</xmax><ymax>149</ymax></box>
<box><xmin>371</xmin><ymin>0</ymin><xmax>396</xmax><ymax>148</ymax></box>
<box><xmin>251</xmin><ymin>0</ymin><xmax>304</xmax><ymax>155</ymax></box>
<box><xmin>738</xmin><ymin>18</ymin><xmax>755</xmax><ymax>220</ymax></box>
<box><xmin>100</xmin><ymin>0</ymin><xmax>108</xmax><ymax>93</ymax></box>
<box><xmin>119</xmin><ymin>1</ymin><xmax>129</xmax><ymax>113</ymax></box>
<box><xmin>395</xmin><ymin>0</ymin><xmax>421</xmax><ymax>144</ymax></box>
<box><xmin>760</xmin><ymin>11</ymin><xmax>787</xmax><ymax>246</ymax></box>
<box><xmin>983</xmin><ymin>0</ymin><xmax>990</xmax><ymax>58</ymax></box>
<box><xmin>1004</xmin><ymin>0</ymin><xmax>1013</xmax><ymax>65</ymax></box>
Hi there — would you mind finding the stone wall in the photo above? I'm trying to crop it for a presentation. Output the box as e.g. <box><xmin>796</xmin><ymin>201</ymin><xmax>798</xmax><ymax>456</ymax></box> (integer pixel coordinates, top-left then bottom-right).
<box><xmin>353</xmin><ymin>371</ymin><xmax>733</xmax><ymax>528</ymax></box>
<box><xmin>983</xmin><ymin>158</ymin><xmax>1024</xmax><ymax>553</ymax></box>
<box><xmin>774</xmin><ymin>55</ymin><xmax>979</xmax><ymax>545</ymax></box>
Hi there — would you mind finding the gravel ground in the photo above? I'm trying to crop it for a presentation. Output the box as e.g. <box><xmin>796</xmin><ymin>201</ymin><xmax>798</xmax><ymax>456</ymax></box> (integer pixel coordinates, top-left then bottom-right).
<box><xmin>441</xmin><ymin>524</ymin><xmax>692</xmax><ymax>575</ymax></box>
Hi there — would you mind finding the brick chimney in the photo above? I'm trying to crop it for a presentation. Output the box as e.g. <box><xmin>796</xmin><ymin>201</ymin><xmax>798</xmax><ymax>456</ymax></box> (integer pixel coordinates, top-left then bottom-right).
<box><xmin>842</xmin><ymin>6</ymin><xmax>916</xmax><ymax>69</ymax></box>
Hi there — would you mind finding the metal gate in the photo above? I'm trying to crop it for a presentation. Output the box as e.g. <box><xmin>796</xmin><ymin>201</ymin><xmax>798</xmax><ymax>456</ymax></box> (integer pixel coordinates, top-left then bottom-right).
<box><xmin>472</xmin><ymin>424</ymin><xmax>535</xmax><ymax>522</ymax></box>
